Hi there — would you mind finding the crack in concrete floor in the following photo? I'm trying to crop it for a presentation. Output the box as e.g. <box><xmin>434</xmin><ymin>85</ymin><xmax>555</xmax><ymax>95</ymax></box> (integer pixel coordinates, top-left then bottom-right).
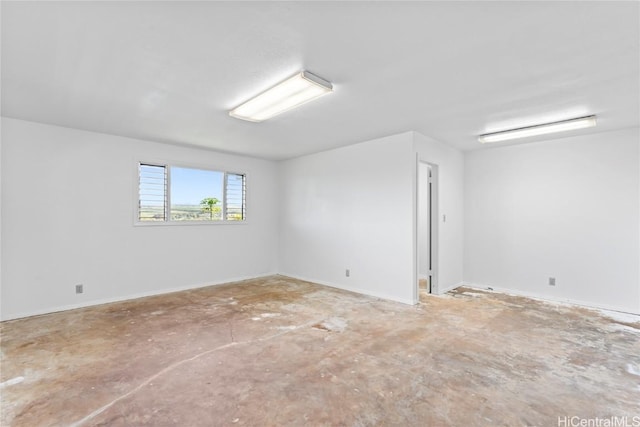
<box><xmin>69</xmin><ymin>317</ymin><xmax>326</xmax><ymax>427</ymax></box>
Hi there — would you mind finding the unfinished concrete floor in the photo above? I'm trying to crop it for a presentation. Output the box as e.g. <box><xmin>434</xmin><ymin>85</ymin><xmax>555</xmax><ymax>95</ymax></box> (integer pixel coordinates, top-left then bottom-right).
<box><xmin>1</xmin><ymin>276</ymin><xmax>639</xmax><ymax>426</ymax></box>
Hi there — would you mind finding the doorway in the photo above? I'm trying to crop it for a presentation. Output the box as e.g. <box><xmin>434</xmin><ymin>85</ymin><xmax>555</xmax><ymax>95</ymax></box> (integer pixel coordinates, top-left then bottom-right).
<box><xmin>417</xmin><ymin>161</ymin><xmax>438</xmax><ymax>298</ymax></box>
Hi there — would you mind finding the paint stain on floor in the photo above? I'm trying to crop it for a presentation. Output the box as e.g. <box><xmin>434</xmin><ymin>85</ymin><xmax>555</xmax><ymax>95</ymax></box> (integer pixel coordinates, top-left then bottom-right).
<box><xmin>1</xmin><ymin>276</ymin><xmax>639</xmax><ymax>426</ymax></box>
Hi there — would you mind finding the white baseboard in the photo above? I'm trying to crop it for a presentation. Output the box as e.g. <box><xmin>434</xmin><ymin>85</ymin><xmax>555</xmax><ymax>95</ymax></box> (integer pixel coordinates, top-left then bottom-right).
<box><xmin>279</xmin><ymin>272</ymin><xmax>416</xmax><ymax>305</ymax></box>
<box><xmin>0</xmin><ymin>272</ymin><xmax>278</xmax><ymax>321</ymax></box>
<box><xmin>12</xmin><ymin>275</ymin><xmax>629</xmax><ymax>323</ymax></box>
<box><xmin>463</xmin><ymin>282</ymin><xmax>640</xmax><ymax>316</ymax></box>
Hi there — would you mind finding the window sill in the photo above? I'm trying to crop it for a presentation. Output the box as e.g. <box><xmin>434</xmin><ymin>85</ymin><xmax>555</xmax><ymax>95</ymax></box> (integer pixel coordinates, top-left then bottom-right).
<box><xmin>134</xmin><ymin>220</ymin><xmax>247</xmax><ymax>227</ymax></box>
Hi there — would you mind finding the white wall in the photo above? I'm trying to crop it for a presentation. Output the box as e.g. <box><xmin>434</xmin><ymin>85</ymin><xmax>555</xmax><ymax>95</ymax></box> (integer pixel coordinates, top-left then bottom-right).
<box><xmin>1</xmin><ymin>118</ymin><xmax>279</xmax><ymax>320</ymax></box>
<box><xmin>279</xmin><ymin>132</ymin><xmax>417</xmax><ymax>304</ymax></box>
<box><xmin>413</xmin><ymin>132</ymin><xmax>465</xmax><ymax>294</ymax></box>
<box><xmin>5</xmin><ymin>116</ymin><xmax>633</xmax><ymax>319</ymax></box>
<box><xmin>464</xmin><ymin>127</ymin><xmax>640</xmax><ymax>314</ymax></box>
<box><xmin>0</xmin><ymin>120</ymin><xmax>3</xmax><ymax>316</ymax></box>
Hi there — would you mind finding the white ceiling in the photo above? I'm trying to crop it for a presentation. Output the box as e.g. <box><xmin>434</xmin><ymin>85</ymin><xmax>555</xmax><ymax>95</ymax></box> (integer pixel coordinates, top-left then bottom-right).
<box><xmin>2</xmin><ymin>1</ymin><xmax>638</xmax><ymax>160</ymax></box>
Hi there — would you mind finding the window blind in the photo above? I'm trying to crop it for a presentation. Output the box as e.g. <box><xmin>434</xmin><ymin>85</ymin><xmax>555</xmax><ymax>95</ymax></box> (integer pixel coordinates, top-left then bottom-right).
<box><xmin>225</xmin><ymin>173</ymin><xmax>246</xmax><ymax>221</ymax></box>
<box><xmin>138</xmin><ymin>163</ymin><xmax>167</xmax><ymax>221</ymax></box>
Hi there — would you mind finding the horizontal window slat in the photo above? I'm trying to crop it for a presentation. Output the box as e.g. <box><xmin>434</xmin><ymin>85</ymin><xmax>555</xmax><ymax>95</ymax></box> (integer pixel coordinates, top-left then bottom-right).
<box><xmin>138</xmin><ymin>163</ymin><xmax>167</xmax><ymax>221</ymax></box>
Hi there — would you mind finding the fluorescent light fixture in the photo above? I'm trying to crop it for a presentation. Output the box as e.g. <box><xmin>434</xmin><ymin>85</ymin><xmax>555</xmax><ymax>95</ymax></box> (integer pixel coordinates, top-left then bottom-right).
<box><xmin>478</xmin><ymin>115</ymin><xmax>597</xmax><ymax>144</ymax></box>
<box><xmin>229</xmin><ymin>71</ymin><xmax>333</xmax><ymax>122</ymax></box>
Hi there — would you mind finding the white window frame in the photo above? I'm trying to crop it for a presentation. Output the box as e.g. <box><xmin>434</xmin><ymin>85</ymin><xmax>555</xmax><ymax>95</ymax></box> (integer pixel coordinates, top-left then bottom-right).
<box><xmin>134</xmin><ymin>159</ymin><xmax>247</xmax><ymax>226</ymax></box>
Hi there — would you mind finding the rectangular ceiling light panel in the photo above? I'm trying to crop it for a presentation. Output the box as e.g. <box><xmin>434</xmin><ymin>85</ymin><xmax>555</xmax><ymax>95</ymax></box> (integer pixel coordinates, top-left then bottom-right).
<box><xmin>478</xmin><ymin>115</ymin><xmax>597</xmax><ymax>143</ymax></box>
<box><xmin>229</xmin><ymin>71</ymin><xmax>333</xmax><ymax>122</ymax></box>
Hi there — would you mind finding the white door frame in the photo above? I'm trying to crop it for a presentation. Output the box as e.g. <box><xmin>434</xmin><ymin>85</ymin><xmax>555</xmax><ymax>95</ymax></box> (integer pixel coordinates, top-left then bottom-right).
<box><xmin>415</xmin><ymin>159</ymin><xmax>439</xmax><ymax>301</ymax></box>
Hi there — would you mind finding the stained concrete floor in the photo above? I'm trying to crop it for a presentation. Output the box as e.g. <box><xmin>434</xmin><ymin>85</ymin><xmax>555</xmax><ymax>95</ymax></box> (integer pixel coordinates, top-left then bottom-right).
<box><xmin>1</xmin><ymin>276</ymin><xmax>639</xmax><ymax>426</ymax></box>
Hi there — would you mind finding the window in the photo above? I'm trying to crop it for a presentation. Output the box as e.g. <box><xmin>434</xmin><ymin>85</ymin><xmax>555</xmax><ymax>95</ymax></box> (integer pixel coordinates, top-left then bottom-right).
<box><xmin>138</xmin><ymin>163</ymin><xmax>246</xmax><ymax>223</ymax></box>
<box><xmin>138</xmin><ymin>164</ymin><xmax>167</xmax><ymax>221</ymax></box>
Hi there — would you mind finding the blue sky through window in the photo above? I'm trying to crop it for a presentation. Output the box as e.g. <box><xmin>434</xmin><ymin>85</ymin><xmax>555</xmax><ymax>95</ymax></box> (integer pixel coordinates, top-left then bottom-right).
<box><xmin>170</xmin><ymin>167</ymin><xmax>223</xmax><ymax>205</ymax></box>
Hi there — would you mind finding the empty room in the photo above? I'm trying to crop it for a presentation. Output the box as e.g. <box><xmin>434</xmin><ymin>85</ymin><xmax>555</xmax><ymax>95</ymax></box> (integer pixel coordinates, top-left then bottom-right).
<box><xmin>1</xmin><ymin>1</ymin><xmax>639</xmax><ymax>426</ymax></box>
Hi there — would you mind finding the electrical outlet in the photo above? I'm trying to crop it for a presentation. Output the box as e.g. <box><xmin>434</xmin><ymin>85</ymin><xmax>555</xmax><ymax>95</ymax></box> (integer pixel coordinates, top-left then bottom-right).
<box><xmin>76</xmin><ymin>284</ymin><xmax>84</xmax><ymax>294</ymax></box>
<box><xmin>549</xmin><ymin>277</ymin><xmax>556</xmax><ymax>286</ymax></box>
<box><xmin>345</xmin><ymin>269</ymin><xmax>350</xmax><ymax>277</ymax></box>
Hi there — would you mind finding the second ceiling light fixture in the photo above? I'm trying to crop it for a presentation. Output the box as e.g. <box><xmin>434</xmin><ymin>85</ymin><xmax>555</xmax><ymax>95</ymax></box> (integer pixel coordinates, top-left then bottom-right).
<box><xmin>478</xmin><ymin>115</ymin><xmax>597</xmax><ymax>144</ymax></box>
